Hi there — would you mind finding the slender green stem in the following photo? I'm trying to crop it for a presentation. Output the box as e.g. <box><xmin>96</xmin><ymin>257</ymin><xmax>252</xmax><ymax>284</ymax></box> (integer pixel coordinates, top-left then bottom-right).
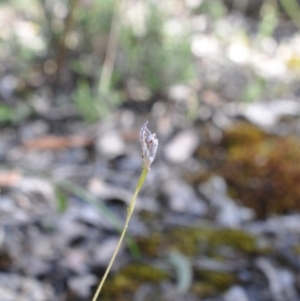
<box><xmin>91</xmin><ymin>168</ymin><xmax>149</xmax><ymax>301</ymax></box>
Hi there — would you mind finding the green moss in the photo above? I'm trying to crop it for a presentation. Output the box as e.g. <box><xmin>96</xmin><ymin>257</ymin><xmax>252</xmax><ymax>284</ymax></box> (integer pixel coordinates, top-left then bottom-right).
<box><xmin>294</xmin><ymin>245</ymin><xmax>300</xmax><ymax>254</ymax></box>
<box><xmin>191</xmin><ymin>282</ymin><xmax>217</xmax><ymax>297</ymax></box>
<box><xmin>168</xmin><ymin>228</ymin><xmax>256</xmax><ymax>256</ymax></box>
<box><xmin>197</xmin><ymin>270</ymin><xmax>236</xmax><ymax>290</ymax></box>
<box><xmin>223</xmin><ymin>122</ymin><xmax>266</xmax><ymax>148</ymax></box>
<box><xmin>121</xmin><ymin>263</ymin><xmax>169</xmax><ymax>282</ymax></box>
<box><xmin>191</xmin><ymin>270</ymin><xmax>236</xmax><ymax>297</ymax></box>
<box><xmin>101</xmin><ymin>263</ymin><xmax>169</xmax><ymax>300</ymax></box>
<box><xmin>137</xmin><ymin>232</ymin><xmax>163</xmax><ymax>256</ymax></box>
<box><xmin>168</xmin><ymin>228</ymin><xmax>203</xmax><ymax>256</ymax></box>
<box><xmin>190</xmin><ymin>122</ymin><xmax>300</xmax><ymax>218</ymax></box>
<box><xmin>137</xmin><ymin>227</ymin><xmax>256</xmax><ymax>257</ymax></box>
<box><xmin>213</xmin><ymin>228</ymin><xmax>257</xmax><ymax>253</ymax></box>
<box><xmin>102</xmin><ymin>226</ymin><xmax>256</xmax><ymax>300</ymax></box>
<box><xmin>220</xmin><ymin>122</ymin><xmax>300</xmax><ymax>218</ymax></box>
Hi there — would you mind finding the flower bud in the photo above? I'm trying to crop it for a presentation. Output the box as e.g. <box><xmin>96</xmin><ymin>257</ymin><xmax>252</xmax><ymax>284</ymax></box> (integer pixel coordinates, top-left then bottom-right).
<box><xmin>140</xmin><ymin>121</ymin><xmax>158</xmax><ymax>170</ymax></box>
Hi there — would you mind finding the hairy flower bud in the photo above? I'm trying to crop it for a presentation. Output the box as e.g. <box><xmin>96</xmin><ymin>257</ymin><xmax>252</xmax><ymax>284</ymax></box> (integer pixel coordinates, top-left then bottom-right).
<box><xmin>140</xmin><ymin>121</ymin><xmax>158</xmax><ymax>170</ymax></box>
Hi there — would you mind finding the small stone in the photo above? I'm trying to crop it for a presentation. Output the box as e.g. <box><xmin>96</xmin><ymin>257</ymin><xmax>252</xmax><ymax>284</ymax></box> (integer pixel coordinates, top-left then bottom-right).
<box><xmin>164</xmin><ymin>129</ymin><xmax>200</xmax><ymax>163</ymax></box>
<box><xmin>224</xmin><ymin>100</ymin><xmax>300</xmax><ymax>129</ymax></box>
<box><xmin>17</xmin><ymin>177</ymin><xmax>56</xmax><ymax>207</ymax></box>
<box><xmin>224</xmin><ymin>285</ymin><xmax>250</xmax><ymax>301</ymax></box>
<box><xmin>56</xmin><ymin>219</ymin><xmax>88</xmax><ymax>245</ymax></box>
<box><xmin>96</xmin><ymin>130</ymin><xmax>125</xmax><ymax>159</ymax></box>
<box><xmin>199</xmin><ymin>176</ymin><xmax>254</xmax><ymax>227</ymax></box>
<box><xmin>62</xmin><ymin>248</ymin><xmax>89</xmax><ymax>273</ymax></box>
<box><xmin>88</xmin><ymin>177</ymin><xmax>132</xmax><ymax>205</ymax></box>
<box><xmin>164</xmin><ymin>178</ymin><xmax>207</xmax><ymax>215</ymax></box>
<box><xmin>93</xmin><ymin>238</ymin><xmax>121</xmax><ymax>266</ymax></box>
<box><xmin>68</xmin><ymin>275</ymin><xmax>97</xmax><ymax>298</ymax></box>
<box><xmin>168</xmin><ymin>84</ymin><xmax>192</xmax><ymax>102</ymax></box>
<box><xmin>20</xmin><ymin>120</ymin><xmax>49</xmax><ymax>141</ymax></box>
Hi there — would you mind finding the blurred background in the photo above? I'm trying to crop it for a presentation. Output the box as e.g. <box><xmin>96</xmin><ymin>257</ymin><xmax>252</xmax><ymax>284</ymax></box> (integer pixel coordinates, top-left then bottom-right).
<box><xmin>1</xmin><ymin>0</ymin><xmax>300</xmax><ymax>300</ymax></box>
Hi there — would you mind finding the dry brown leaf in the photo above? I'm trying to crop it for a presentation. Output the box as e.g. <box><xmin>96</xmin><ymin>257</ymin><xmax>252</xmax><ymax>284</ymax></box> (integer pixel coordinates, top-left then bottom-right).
<box><xmin>0</xmin><ymin>170</ymin><xmax>23</xmax><ymax>187</ymax></box>
<box><xmin>120</xmin><ymin>130</ymin><xmax>139</xmax><ymax>142</ymax></box>
<box><xmin>23</xmin><ymin>135</ymin><xmax>93</xmax><ymax>150</ymax></box>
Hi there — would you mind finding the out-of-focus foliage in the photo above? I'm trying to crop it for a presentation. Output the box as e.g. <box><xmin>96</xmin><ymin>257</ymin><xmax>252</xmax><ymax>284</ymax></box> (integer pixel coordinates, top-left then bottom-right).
<box><xmin>71</xmin><ymin>1</ymin><xmax>196</xmax><ymax>121</ymax></box>
<box><xmin>1</xmin><ymin>0</ymin><xmax>196</xmax><ymax>122</ymax></box>
<box><xmin>119</xmin><ymin>4</ymin><xmax>195</xmax><ymax>94</ymax></box>
<box><xmin>0</xmin><ymin>0</ymin><xmax>195</xmax><ymax>122</ymax></box>
<box><xmin>0</xmin><ymin>103</ymin><xmax>31</xmax><ymax>125</ymax></box>
<box><xmin>2</xmin><ymin>0</ymin><xmax>300</xmax><ymax>123</ymax></box>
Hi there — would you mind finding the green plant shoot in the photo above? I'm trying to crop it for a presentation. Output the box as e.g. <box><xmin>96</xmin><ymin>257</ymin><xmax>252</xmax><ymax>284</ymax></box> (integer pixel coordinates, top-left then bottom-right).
<box><xmin>91</xmin><ymin>121</ymin><xmax>158</xmax><ymax>301</ymax></box>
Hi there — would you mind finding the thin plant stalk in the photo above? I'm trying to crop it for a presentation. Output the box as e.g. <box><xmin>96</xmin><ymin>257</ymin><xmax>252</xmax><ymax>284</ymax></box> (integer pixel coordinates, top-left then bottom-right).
<box><xmin>91</xmin><ymin>168</ymin><xmax>148</xmax><ymax>301</ymax></box>
<box><xmin>98</xmin><ymin>0</ymin><xmax>126</xmax><ymax>96</ymax></box>
<box><xmin>91</xmin><ymin>121</ymin><xmax>158</xmax><ymax>301</ymax></box>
